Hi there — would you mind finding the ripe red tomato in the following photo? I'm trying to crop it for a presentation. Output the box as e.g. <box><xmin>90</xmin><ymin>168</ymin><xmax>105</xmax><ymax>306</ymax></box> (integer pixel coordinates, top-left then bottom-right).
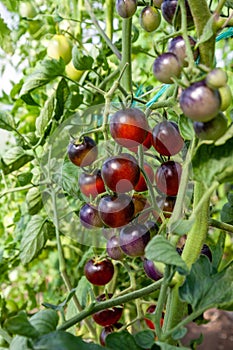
<box><xmin>84</xmin><ymin>258</ymin><xmax>114</xmax><ymax>285</ymax></box>
<box><xmin>78</xmin><ymin>170</ymin><xmax>105</xmax><ymax>198</ymax></box>
<box><xmin>110</xmin><ymin>108</ymin><xmax>149</xmax><ymax>148</ymax></box>
<box><xmin>67</xmin><ymin>136</ymin><xmax>98</xmax><ymax>167</ymax></box>
<box><xmin>155</xmin><ymin>161</ymin><xmax>182</xmax><ymax>196</ymax></box>
<box><xmin>152</xmin><ymin>121</ymin><xmax>184</xmax><ymax>156</ymax></box>
<box><xmin>101</xmin><ymin>153</ymin><xmax>140</xmax><ymax>193</ymax></box>
<box><xmin>134</xmin><ymin>162</ymin><xmax>154</xmax><ymax>192</ymax></box>
<box><xmin>92</xmin><ymin>293</ymin><xmax>123</xmax><ymax>326</ymax></box>
<box><xmin>98</xmin><ymin>194</ymin><xmax>135</xmax><ymax>228</ymax></box>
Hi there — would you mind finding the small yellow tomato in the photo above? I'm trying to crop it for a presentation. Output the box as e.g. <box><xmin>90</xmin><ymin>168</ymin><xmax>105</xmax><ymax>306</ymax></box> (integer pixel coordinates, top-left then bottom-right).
<box><xmin>47</xmin><ymin>34</ymin><xmax>72</xmax><ymax>64</ymax></box>
<box><xmin>65</xmin><ymin>60</ymin><xmax>84</xmax><ymax>81</ymax></box>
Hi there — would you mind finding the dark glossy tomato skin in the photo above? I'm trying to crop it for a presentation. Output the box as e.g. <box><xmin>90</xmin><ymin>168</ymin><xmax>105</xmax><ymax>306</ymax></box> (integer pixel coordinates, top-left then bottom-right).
<box><xmin>84</xmin><ymin>259</ymin><xmax>114</xmax><ymax>286</ymax></box>
<box><xmin>78</xmin><ymin>170</ymin><xmax>105</xmax><ymax>198</ymax></box>
<box><xmin>92</xmin><ymin>294</ymin><xmax>123</xmax><ymax>326</ymax></box>
<box><xmin>139</xmin><ymin>6</ymin><xmax>161</xmax><ymax>32</ymax></box>
<box><xmin>143</xmin><ymin>258</ymin><xmax>163</xmax><ymax>281</ymax></box>
<box><xmin>67</xmin><ymin>136</ymin><xmax>98</xmax><ymax>167</ymax></box>
<box><xmin>168</xmin><ymin>35</ymin><xmax>199</xmax><ymax>66</ymax></box>
<box><xmin>132</xmin><ymin>194</ymin><xmax>150</xmax><ymax>222</ymax></box>
<box><xmin>179</xmin><ymin>81</ymin><xmax>221</xmax><ymax>122</ymax></box>
<box><xmin>128</xmin><ymin>129</ymin><xmax>152</xmax><ymax>153</ymax></box>
<box><xmin>110</xmin><ymin>108</ymin><xmax>149</xmax><ymax>148</ymax></box>
<box><xmin>155</xmin><ymin>161</ymin><xmax>182</xmax><ymax>196</ymax></box>
<box><xmin>116</xmin><ymin>0</ymin><xmax>137</xmax><ymax>18</ymax></box>
<box><xmin>153</xmin><ymin>52</ymin><xmax>182</xmax><ymax>84</ymax></box>
<box><xmin>79</xmin><ymin>203</ymin><xmax>103</xmax><ymax>229</ymax></box>
<box><xmin>119</xmin><ymin>223</ymin><xmax>150</xmax><ymax>257</ymax></box>
<box><xmin>161</xmin><ymin>0</ymin><xmax>193</xmax><ymax>28</ymax></box>
<box><xmin>106</xmin><ymin>235</ymin><xmax>125</xmax><ymax>261</ymax></box>
<box><xmin>152</xmin><ymin>121</ymin><xmax>184</xmax><ymax>156</ymax></box>
<box><xmin>193</xmin><ymin>111</ymin><xmax>228</xmax><ymax>141</ymax></box>
<box><xmin>98</xmin><ymin>194</ymin><xmax>135</xmax><ymax>228</ymax></box>
<box><xmin>134</xmin><ymin>162</ymin><xmax>154</xmax><ymax>192</ymax></box>
<box><xmin>99</xmin><ymin>326</ymin><xmax>114</xmax><ymax>346</ymax></box>
<box><xmin>157</xmin><ymin>196</ymin><xmax>176</xmax><ymax>218</ymax></box>
<box><xmin>101</xmin><ymin>153</ymin><xmax>140</xmax><ymax>193</ymax></box>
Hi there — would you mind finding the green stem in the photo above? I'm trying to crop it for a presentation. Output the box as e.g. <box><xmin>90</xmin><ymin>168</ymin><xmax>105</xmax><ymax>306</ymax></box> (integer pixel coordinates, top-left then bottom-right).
<box><xmin>163</xmin><ymin>181</ymin><xmax>212</xmax><ymax>342</ymax></box>
<box><xmin>58</xmin><ymin>279</ymin><xmax>163</xmax><ymax>331</ymax></box>
<box><xmin>50</xmin><ymin>187</ymin><xmax>97</xmax><ymax>338</ymax></box>
<box><xmin>153</xmin><ymin>266</ymin><xmax>171</xmax><ymax>340</ymax></box>
<box><xmin>85</xmin><ymin>0</ymin><xmax>121</xmax><ymax>59</ymax></box>
<box><xmin>180</xmin><ymin>0</ymin><xmax>195</xmax><ymax>69</ymax></box>
<box><xmin>168</xmin><ymin>137</ymin><xmax>196</xmax><ymax>237</ymax></box>
<box><xmin>76</xmin><ymin>0</ymin><xmax>83</xmax><ymax>36</ymax></box>
<box><xmin>106</xmin><ymin>0</ymin><xmax>114</xmax><ymax>41</ymax></box>
<box><xmin>121</xmin><ymin>18</ymin><xmax>132</xmax><ymax>94</ymax></box>
<box><xmin>188</xmin><ymin>0</ymin><xmax>216</xmax><ymax>67</ymax></box>
<box><xmin>209</xmin><ymin>219</ymin><xmax>233</xmax><ymax>235</ymax></box>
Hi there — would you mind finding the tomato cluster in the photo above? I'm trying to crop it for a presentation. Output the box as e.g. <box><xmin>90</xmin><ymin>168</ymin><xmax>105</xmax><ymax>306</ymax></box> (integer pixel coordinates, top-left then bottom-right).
<box><xmin>67</xmin><ymin>105</ymin><xmax>185</xmax><ymax>331</ymax></box>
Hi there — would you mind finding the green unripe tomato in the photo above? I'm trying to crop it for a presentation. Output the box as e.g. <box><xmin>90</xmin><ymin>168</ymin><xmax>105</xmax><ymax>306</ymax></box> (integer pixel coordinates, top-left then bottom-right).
<box><xmin>116</xmin><ymin>0</ymin><xmax>137</xmax><ymax>18</ymax></box>
<box><xmin>219</xmin><ymin>84</ymin><xmax>232</xmax><ymax>111</ymax></box>
<box><xmin>65</xmin><ymin>61</ymin><xmax>84</xmax><ymax>81</ymax></box>
<box><xmin>19</xmin><ymin>2</ymin><xmax>37</xmax><ymax>18</ymax></box>
<box><xmin>206</xmin><ymin>68</ymin><xmax>228</xmax><ymax>89</ymax></box>
<box><xmin>139</xmin><ymin>6</ymin><xmax>161</xmax><ymax>32</ymax></box>
<box><xmin>47</xmin><ymin>34</ymin><xmax>72</xmax><ymax>64</ymax></box>
<box><xmin>193</xmin><ymin>112</ymin><xmax>228</xmax><ymax>141</ymax></box>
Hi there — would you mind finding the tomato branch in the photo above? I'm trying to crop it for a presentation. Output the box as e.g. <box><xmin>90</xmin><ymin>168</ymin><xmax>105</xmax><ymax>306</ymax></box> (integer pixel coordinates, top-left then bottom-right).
<box><xmin>57</xmin><ymin>279</ymin><xmax>163</xmax><ymax>331</ymax></box>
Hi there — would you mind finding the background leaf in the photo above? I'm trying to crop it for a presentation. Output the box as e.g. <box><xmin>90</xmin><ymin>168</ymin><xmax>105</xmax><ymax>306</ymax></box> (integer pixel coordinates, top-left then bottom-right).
<box><xmin>133</xmin><ymin>330</ymin><xmax>155</xmax><ymax>349</ymax></box>
<box><xmin>5</xmin><ymin>311</ymin><xmax>39</xmax><ymax>338</ymax></box>
<box><xmin>192</xmin><ymin>137</ymin><xmax>233</xmax><ymax>186</ymax></box>
<box><xmin>145</xmin><ymin>236</ymin><xmax>188</xmax><ymax>273</ymax></box>
<box><xmin>72</xmin><ymin>46</ymin><xmax>94</xmax><ymax>70</ymax></box>
<box><xmin>179</xmin><ymin>256</ymin><xmax>233</xmax><ymax>311</ymax></box>
<box><xmin>30</xmin><ymin>309</ymin><xmax>59</xmax><ymax>335</ymax></box>
<box><xmin>19</xmin><ymin>216</ymin><xmax>50</xmax><ymax>265</ymax></box>
<box><xmin>106</xmin><ymin>330</ymin><xmax>141</xmax><ymax>350</ymax></box>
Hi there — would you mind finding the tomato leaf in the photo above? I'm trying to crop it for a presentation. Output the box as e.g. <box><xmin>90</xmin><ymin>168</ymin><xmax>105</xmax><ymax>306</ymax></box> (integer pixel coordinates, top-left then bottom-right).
<box><xmin>0</xmin><ymin>111</ymin><xmax>16</xmax><ymax>131</ymax></box>
<box><xmin>196</xmin><ymin>16</ymin><xmax>214</xmax><ymax>47</ymax></box>
<box><xmin>36</xmin><ymin>93</ymin><xmax>55</xmax><ymax>137</ymax></box>
<box><xmin>145</xmin><ymin>236</ymin><xmax>188</xmax><ymax>273</ymax></box>
<box><xmin>9</xmin><ymin>335</ymin><xmax>31</xmax><ymax>350</ymax></box>
<box><xmin>220</xmin><ymin>195</ymin><xmax>233</xmax><ymax>224</ymax></box>
<box><xmin>54</xmin><ymin>78</ymin><xmax>69</xmax><ymax>121</ymax></box>
<box><xmin>155</xmin><ymin>342</ymin><xmax>190</xmax><ymax>350</ymax></box>
<box><xmin>192</xmin><ymin>137</ymin><xmax>233</xmax><ymax>186</ymax></box>
<box><xmin>32</xmin><ymin>331</ymin><xmax>105</xmax><ymax>349</ymax></box>
<box><xmin>26</xmin><ymin>187</ymin><xmax>43</xmax><ymax>215</ymax></box>
<box><xmin>0</xmin><ymin>16</ymin><xmax>13</xmax><ymax>53</ymax></box>
<box><xmin>60</xmin><ymin>160</ymin><xmax>81</xmax><ymax>198</ymax></box>
<box><xmin>133</xmin><ymin>330</ymin><xmax>155</xmax><ymax>349</ymax></box>
<box><xmin>0</xmin><ymin>146</ymin><xmax>34</xmax><ymax>175</ymax></box>
<box><xmin>30</xmin><ymin>309</ymin><xmax>59</xmax><ymax>335</ymax></box>
<box><xmin>72</xmin><ymin>46</ymin><xmax>94</xmax><ymax>70</ymax></box>
<box><xmin>20</xmin><ymin>59</ymin><xmax>65</xmax><ymax>97</ymax></box>
<box><xmin>179</xmin><ymin>256</ymin><xmax>233</xmax><ymax>311</ymax></box>
<box><xmin>105</xmin><ymin>330</ymin><xmax>141</xmax><ymax>350</ymax></box>
<box><xmin>5</xmin><ymin>311</ymin><xmax>39</xmax><ymax>338</ymax></box>
<box><xmin>178</xmin><ymin>114</ymin><xmax>194</xmax><ymax>140</ymax></box>
<box><xmin>19</xmin><ymin>216</ymin><xmax>52</xmax><ymax>265</ymax></box>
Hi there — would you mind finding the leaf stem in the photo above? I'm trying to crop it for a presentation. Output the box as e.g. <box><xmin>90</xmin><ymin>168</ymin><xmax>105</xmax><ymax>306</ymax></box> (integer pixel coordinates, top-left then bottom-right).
<box><xmin>85</xmin><ymin>0</ymin><xmax>121</xmax><ymax>60</ymax></box>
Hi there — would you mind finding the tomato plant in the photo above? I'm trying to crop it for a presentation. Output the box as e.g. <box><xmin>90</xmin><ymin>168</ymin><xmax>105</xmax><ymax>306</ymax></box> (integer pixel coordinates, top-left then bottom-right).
<box><xmin>0</xmin><ymin>0</ymin><xmax>233</xmax><ymax>349</ymax></box>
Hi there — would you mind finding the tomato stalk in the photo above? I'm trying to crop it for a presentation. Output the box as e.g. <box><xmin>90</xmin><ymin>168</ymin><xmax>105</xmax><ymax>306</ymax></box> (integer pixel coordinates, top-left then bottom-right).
<box><xmin>187</xmin><ymin>0</ymin><xmax>216</xmax><ymax>67</ymax></box>
<box><xmin>58</xmin><ymin>278</ymin><xmax>163</xmax><ymax>331</ymax></box>
<box><xmin>121</xmin><ymin>18</ymin><xmax>133</xmax><ymax>94</ymax></box>
<box><xmin>106</xmin><ymin>0</ymin><xmax>114</xmax><ymax>41</ymax></box>
<box><xmin>76</xmin><ymin>0</ymin><xmax>83</xmax><ymax>36</ymax></box>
